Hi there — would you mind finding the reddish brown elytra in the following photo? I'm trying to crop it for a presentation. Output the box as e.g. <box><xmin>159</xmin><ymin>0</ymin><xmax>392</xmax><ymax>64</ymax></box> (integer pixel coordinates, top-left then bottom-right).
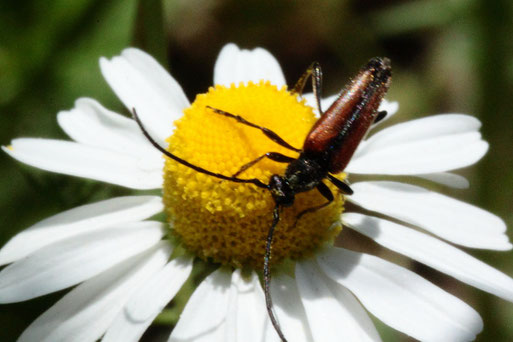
<box><xmin>303</xmin><ymin>57</ymin><xmax>392</xmax><ymax>173</ymax></box>
<box><xmin>132</xmin><ymin>57</ymin><xmax>392</xmax><ymax>342</ymax></box>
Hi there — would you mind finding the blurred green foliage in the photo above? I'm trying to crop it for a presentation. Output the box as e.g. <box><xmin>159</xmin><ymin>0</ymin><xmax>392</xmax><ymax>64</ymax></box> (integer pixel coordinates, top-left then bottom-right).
<box><xmin>1</xmin><ymin>0</ymin><xmax>512</xmax><ymax>341</ymax></box>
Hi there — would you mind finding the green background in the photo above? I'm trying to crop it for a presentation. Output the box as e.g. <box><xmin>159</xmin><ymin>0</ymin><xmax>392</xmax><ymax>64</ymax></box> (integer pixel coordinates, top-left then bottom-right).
<box><xmin>0</xmin><ymin>0</ymin><xmax>512</xmax><ymax>341</ymax></box>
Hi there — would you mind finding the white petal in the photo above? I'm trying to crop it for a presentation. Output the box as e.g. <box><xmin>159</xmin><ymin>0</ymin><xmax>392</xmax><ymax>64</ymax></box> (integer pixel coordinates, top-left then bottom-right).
<box><xmin>214</xmin><ymin>43</ymin><xmax>286</xmax><ymax>88</ymax></box>
<box><xmin>121</xmin><ymin>48</ymin><xmax>190</xmax><ymax>112</ymax></box>
<box><xmin>415</xmin><ymin>172</ymin><xmax>469</xmax><ymax>189</ymax></box>
<box><xmin>3</xmin><ymin>138</ymin><xmax>163</xmax><ymax>189</ymax></box>
<box><xmin>0</xmin><ymin>221</ymin><xmax>165</xmax><ymax>303</ymax></box>
<box><xmin>318</xmin><ymin>247</ymin><xmax>483</xmax><ymax>342</ymax></box>
<box><xmin>265</xmin><ymin>274</ymin><xmax>313</xmax><ymax>342</ymax></box>
<box><xmin>57</xmin><ymin>98</ymin><xmax>161</xmax><ymax>159</ymax></box>
<box><xmin>296</xmin><ymin>260</ymin><xmax>381</xmax><ymax>342</ymax></box>
<box><xmin>18</xmin><ymin>242</ymin><xmax>172</xmax><ymax>342</ymax></box>
<box><xmin>103</xmin><ymin>256</ymin><xmax>193</xmax><ymax>342</ymax></box>
<box><xmin>226</xmin><ymin>270</ymin><xmax>270</xmax><ymax>342</ymax></box>
<box><xmin>378</xmin><ymin>99</ymin><xmax>399</xmax><ymax>118</ymax></box>
<box><xmin>347</xmin><ymin>114</ymin><xmax>488</xmax><ymax>174</ymax></box>
<box><xmin>100</xmin><ymin>48</ymin><xmax>189</xmax><ymax>144</ymax></box>
<box><xmin>344</xmin><ymin>213</ymin><xmax>513</xmax><ymax>302</ymax></box>
<box><xmin>348</xmin><ymin>181</ymin><xmax>511</xmax><ymax>250</ymax></box>
<box><xmin>0</xmin><ymin>196</ymin><xmax>163</xmax><ymax>266</ymax></box>
<box><xmin>365</xmin><ymin>114</ymin><xmax>482</xmax><ymax>150</ymax></box>
<box><xmin>169</xmin><ymin>268</ymin><xmax>232</xmax><ymax>342</ymax></box>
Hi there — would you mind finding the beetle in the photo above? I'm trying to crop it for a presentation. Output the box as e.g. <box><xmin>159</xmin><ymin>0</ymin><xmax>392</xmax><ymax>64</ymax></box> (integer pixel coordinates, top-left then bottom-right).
<box><xmin>132</xmin><ymin>56</ymin><xmax>391</xmax><ymax>342</ymax></box>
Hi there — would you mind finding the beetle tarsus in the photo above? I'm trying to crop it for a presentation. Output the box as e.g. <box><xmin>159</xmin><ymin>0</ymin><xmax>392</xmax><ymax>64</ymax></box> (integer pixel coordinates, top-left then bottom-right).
<box><xmin>374</xmin><ymin>110</ymin><xmax>388</xmax><ymax>124</ymax></box>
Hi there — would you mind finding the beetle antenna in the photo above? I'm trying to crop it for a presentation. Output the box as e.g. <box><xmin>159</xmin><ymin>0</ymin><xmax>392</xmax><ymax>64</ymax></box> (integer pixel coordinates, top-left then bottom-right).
<box><xmin>264</xmin><ymin>204</ymin><xmax>287</xmax><ymax>342</ymax></box>
<box><xmin>131</xmin><ymin>108</ymin><xmax>268</xmax><ymax>189</ymax></box>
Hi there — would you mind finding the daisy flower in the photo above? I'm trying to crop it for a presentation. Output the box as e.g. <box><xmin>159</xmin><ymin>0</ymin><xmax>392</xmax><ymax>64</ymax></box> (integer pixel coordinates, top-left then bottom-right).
<box><xmin>2</xmin><ymin>43</ymin><xmax>513</xmax><ymax>342</ymax></box>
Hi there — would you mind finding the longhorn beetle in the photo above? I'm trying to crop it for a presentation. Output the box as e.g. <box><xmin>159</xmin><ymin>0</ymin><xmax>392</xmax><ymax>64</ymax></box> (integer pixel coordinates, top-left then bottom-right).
<box><xmin>132</xmin><ymin>57</ymin><xmax>391</xmax><ymax>342</ymax></box>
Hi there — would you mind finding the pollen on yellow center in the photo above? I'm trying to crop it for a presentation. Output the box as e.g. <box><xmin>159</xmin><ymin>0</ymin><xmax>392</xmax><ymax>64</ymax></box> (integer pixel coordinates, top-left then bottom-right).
<box><xmin>163</xmin><ymin>81</ymin><xmax>345</xmax><ymax>268</ymax></box>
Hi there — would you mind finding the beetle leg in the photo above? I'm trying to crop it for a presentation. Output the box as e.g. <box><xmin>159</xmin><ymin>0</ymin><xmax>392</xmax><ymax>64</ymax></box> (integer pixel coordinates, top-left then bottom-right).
<box><xmin>373</xmin><ymin>110</ymin><xmax>387</xmax><ymax>124</ymax></box>
<box><xmin>293</xmin><ymin>181</ymin><xmax>334</xmax><ymax>227</ymax></box>
<box><xmin>206</xmin><ymin>106</ymin><xmax>301</xmax><ymax>152</ymax></box>
<box><xmin>232</xmin><ymin>152</ymin><xmax>296</xmax><ymax>177</ymax></box>
<box><xmin>292</xmin><ymin>62</ymin><xmax>323</xmax><ymax>115</ymax></box>
<box><xmin>327</xmin><ymin>174</ymin><xmax>353</xmax><ymax>195</ymax></box>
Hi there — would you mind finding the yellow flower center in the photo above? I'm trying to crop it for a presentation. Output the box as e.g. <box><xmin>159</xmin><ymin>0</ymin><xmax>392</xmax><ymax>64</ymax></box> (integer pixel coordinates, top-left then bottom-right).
<box><xmin>163</xmin><ymin>81</ymin><xmax>345</xmax><ymax>269</ymax></box>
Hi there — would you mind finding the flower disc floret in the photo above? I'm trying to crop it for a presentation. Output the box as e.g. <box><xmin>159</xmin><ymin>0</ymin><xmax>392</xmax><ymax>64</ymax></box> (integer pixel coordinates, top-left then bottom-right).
<box><xmin>163</xmin><ymin>81</ymin><xmax>345</xmax><ymax>268</ymax></box>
